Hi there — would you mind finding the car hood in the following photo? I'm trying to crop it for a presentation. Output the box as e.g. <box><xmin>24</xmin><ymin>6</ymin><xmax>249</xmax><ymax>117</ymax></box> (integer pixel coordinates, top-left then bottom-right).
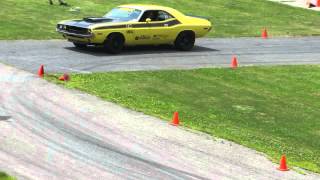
<box><xmin>61</xmin><ymin>17</ymin><xmax>124</xmax><ymax>28</ymax></box>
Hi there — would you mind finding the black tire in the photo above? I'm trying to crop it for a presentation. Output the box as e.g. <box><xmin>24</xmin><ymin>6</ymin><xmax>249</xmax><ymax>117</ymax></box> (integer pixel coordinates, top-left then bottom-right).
<box><xmin>73</xmin><ymin>42</ymin><xmax>87</xmax><ymax>48</ymax></box>
<box><xmin>104</xmin><ymin>33</ymin><xmax>125</xmax><ymax>54</ymax></box>
<box><xmin>174</xmin><ymin>31</ymin><xmax>195</xmax><ymax>51</ymax></box>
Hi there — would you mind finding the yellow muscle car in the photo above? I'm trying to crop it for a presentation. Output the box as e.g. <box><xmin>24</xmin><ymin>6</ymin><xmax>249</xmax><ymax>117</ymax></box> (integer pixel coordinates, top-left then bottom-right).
<box><xmin>56</xmin><ymin>4</ymin><xmax>212</xmax><ymax>53</ymax></box>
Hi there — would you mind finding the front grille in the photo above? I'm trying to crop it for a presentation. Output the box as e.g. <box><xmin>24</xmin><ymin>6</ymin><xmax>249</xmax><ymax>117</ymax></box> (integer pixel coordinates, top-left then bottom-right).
<box><xmin>66</xmin><ymin>26</ymin><xmax>89</xmax><ymax>35</ymax></box>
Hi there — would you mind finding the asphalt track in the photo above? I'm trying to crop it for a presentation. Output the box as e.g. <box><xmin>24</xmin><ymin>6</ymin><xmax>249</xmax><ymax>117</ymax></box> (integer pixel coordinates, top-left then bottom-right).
<box><xmin>0</xmin><ymin>37</ymin><xmax>320</xmax><ymax>73</ymax></box>
<box><xmin>0</xmin><ymin>64</ymin><xmax>319</xmax><ymax>180</ymax></box>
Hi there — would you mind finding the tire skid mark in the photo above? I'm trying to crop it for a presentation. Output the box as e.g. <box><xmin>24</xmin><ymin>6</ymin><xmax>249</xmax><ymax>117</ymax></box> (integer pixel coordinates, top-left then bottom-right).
<box><xmin>4</xmin><ymin>81</ymin><xmax>210</xmax><ymax>179</ymax></box>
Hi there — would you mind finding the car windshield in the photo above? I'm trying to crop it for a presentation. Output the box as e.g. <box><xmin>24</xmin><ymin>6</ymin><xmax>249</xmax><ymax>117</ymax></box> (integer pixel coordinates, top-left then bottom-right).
<box><xmin>104</xmin><ymin>8</ymin><xmax>141</xmax><ymax>21</ymax></box>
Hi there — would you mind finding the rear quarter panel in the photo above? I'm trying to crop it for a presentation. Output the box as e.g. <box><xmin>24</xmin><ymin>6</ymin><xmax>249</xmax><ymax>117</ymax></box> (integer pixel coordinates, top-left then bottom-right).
<box><xmin>179</xmin><ymin>16</ymin><xmax>212</xmax><ymax>38</ymax></box>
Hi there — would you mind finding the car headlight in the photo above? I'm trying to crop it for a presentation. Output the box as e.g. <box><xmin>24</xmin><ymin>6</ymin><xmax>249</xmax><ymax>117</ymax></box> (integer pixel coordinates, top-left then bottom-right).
<box><xmin>57</xmin><ymin>24</ymin><xmax>66</xmax><ymax>30</ymax></box>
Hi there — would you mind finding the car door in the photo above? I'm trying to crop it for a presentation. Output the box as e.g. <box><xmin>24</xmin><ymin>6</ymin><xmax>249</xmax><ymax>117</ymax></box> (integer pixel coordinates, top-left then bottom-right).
<box><xmin>127</xmin><ymin>10</ymin><xmax>180</xmax><ymax>45</ymax></box>
<box><xmin>125</xmin><ymin>10</ymin><xmax>156</xmax><ymax>45</ymax></box>
<box><xmin>147</xmin><ymin>10</ymin><xmax>180</xmax><ymax>44</ymax></box>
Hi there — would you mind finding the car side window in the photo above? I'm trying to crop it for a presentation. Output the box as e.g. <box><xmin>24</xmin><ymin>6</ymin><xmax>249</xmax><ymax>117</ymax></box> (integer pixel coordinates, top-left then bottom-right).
<box><xmin>157</xmin><ymin>11</ymin><xmax>173</xmax><ymax>21</ymax></box>
<box><xmin>139</xmin><ymin>10</ymin><xmax>174</xmax><ymax>22</ymax></box>
<box><xmin>139</xmin><ymin>11</ymin><xmax>156</xmax><ymax>22</ymax></box>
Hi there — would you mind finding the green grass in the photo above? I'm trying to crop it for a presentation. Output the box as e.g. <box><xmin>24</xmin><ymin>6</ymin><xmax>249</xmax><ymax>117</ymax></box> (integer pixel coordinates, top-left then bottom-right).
<box><xmin>0</xmin><ymin>0</ymin><xmax>319</xmax><ymax>39</ymax></box>
<box><xmin>0</xmin><ymin>172</ymin><xmax>16</xmax><ymax>180</ymax></box>
<box><xmin>46</xmin><ymin>65</ymin><xmax>320</xmax><ymax>173</ymax></box>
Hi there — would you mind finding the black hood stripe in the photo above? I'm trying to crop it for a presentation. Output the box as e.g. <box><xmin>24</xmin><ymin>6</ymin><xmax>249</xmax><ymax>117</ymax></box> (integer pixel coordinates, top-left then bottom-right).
<box><xmin>94</xmin><ymin>25</ymin><xmax>127</xmax><ymax>30</ymax></box>
<box><xmin>93</xmin><ymin>19</ymin><xmax>181</xmax><ymax>30</ymax></box>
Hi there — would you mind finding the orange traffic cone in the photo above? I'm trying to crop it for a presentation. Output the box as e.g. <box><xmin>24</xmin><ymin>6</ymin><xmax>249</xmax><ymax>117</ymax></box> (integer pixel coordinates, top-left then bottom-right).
<box><xmin>262</xmin><ymin>28</ymin><xmax>268</xmax><ymax>39</ymax></box>
<box><xmin>231</xmin><ymin>56</ymin><xmax>238</xmax><ymax>69</ymax></box>
<box><xmin>170</xmin><ymin>112</ymin><xmax>179</xmax><ymax>126</ymax></box>
<box><xmin>278</xmin><ymin>155</ymin><xmax>289</xmax><ymax>171</ymax></box>
<box><xmin>59</xmin><ymin>73</ymin><xmax>70</xmax><ymax>81</ymax></box>
<box><xmin>38</xmin><ymin>65</ymin><xmax>44</xmax><ymax>77</ymax></box>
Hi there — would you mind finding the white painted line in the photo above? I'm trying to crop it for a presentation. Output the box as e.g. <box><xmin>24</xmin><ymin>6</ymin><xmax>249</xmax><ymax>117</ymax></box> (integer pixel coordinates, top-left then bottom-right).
<box><xmin>57</xmin><ymin>66</ymin><xmax>92</xmax><ymax>74</ymax></box>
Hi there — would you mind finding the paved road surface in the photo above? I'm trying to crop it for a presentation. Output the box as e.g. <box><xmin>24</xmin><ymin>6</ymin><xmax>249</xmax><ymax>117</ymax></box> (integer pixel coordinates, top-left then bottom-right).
<box><xmin>0</xmin><ymin>37</ymin><xmax>320</xmax><ymax>73</ymax></box>
<box><xmin>1</xmin><ymin>64</ymin><xmax>319</xmax><ymax>179</ymax></box>
<box><xmin>269</xmin><ymin>0</ymin><xmax>320</xmax><ymax>11</ymax></box>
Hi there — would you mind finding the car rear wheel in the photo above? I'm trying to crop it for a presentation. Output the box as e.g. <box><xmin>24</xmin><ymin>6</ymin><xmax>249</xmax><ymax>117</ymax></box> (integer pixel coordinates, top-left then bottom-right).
<box><xmin>174</xmin><ymin>31</ymin><xmax>195</xmax><ymax>51</ymax></box>
<box><xmin>73</xmin><ymin>42</ymin><xmax>87</xmax><ymax>48</ymax></box>
<box><xmin>104</xmin><ymin>33</ymin><xmax>125</xmax><ymax>54</ymax></box>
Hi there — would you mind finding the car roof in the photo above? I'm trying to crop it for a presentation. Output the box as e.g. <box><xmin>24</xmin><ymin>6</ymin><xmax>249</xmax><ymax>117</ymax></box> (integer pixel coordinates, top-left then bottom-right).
<box><xmin>119</xmin><ymin>4</ymin><xmax>177</xmax><ymax>12</ymax></box>
<box><xmin>118</xmin><ymin>4</ymin><xmax>186</xmax><ymax>20</ymax></box>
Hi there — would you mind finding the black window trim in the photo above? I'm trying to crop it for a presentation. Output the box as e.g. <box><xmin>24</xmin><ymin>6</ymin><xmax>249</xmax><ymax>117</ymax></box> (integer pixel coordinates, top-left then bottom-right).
<box><xmin>138</xmin><ymin>10</ymin><xmax>176</xmax><ymax>22</ymax></box>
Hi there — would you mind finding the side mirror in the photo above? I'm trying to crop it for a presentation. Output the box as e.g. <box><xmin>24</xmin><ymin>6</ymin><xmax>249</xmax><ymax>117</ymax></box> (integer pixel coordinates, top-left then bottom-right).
<box><xmin>146</xmin><ymin>18</ymin><xmax>151</xmax><ymax>23</ymax></box>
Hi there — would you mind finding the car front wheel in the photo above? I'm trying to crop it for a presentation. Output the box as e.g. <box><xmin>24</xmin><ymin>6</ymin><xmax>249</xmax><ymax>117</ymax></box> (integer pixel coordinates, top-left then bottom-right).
<box><xmin>104</xmin><ymin>33</ymin><xmax>125</xmax><ymax>54</ymax></box>
<box><xmin>174</xmin><ymin>31</ymin><xmax>195</xmax><ymax>51</ymax></box>
<box><xmin>73</xmin><ymin>42</ymin><xmax>87</xmax><ymax>48</ymax></box>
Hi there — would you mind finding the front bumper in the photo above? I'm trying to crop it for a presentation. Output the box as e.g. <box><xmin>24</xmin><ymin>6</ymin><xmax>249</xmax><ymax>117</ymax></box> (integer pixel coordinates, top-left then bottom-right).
<box><xmin>56</xmin><ymin>29</ymin><xmax>93</xmax><ymax>38</ymax></box>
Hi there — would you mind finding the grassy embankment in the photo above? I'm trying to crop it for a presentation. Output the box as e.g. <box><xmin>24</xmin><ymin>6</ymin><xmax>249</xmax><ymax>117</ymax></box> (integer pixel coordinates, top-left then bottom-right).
<box><xmin>47</xmin><ymin>65</ymin><xmax>320</xmax><ymax>173</ymax></box>
<box><xmin>0</xmin><ymin>172</ymin><xmax>16</xmax><ymax>180</ymax></box>
<box><xmin>0</xmin><ymin>0</ymin><xmax>319</xmax><ymax>39</ymax></box>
